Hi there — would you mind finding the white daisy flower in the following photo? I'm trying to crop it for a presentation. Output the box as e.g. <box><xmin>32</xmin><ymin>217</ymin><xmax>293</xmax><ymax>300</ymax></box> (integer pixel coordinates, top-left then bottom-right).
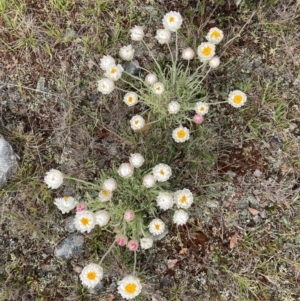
<box><xmin>153</xmin><ymin>82</ymin><xmax>165</xmax><ymax>94</ymax></box>
<box><xmin>129</xmin><ymin>153</ymin><xmax>144</xmax><ymax>168</ymax></box>
<box><xmin>104</xmin><ymin>64</ymin><xmax>124</xmax><ymax>81</ymax></box>
<box><xmin>119</xmin><ymin>44</ymin><xmax>135</xmax><ymax>61</ymax></box>
<box><xmin>44</xmin><ymin>169</ymin><xmax>64</xmax><ymax>189</ymax></box>
<box><xmin>74</xmin><ymin>210</ymin><xmax>96</xmax><ymax>233</ymax></box>
<box><xmin>123</xmin><ymin>92</ymin><xmax>138</xmax><ymax>107</ymax></box>
<box><xmin>103</xmin><ymin>178</ymin><xmax>117</xmax><ymax>192</ymax></box>
<box><xmin>54</xmin><ymin>196</ymin><xmax>77</xmax><ymax>214</ymax></box>
<box><xmin>153</xmin><ymin>163</ymin><xmax>172</xmax><ymax>182</ymax></box>
<box><xmin>142</xmin><ymin>174</ymin><xmax>156</xmax><ymax>188</ymax></box>
<box><xmin>172</xmin><ymin>126</ymin><xmax>190</xmax><ymax>143</ymax></box>
<box><xmin>228</xmin><ymin>90</ymin><xmax>247</xmax><ymax>108</ymax></box>
<box><xmin>155</xmin><ymin>29</ymin><xmax>171</xmax><ymax>44</ymax></box>
<box><xmin>206</xmin><ymin>27</ymin><xmax>224</xmax><ymax>44</ymax></box>
<box><xmin>194</xmin><ymin>102</ymin><xmax>209</xmax><ymax>115</ymax></box>
<box><xmin>94</xmin><ymin>210</ymin><xmax>110</xmax><ymax>227</ymax></box>
<box><xmin>173</xmin><ymin>209</ymin><xmax>189</xmax><ymax>225</ymax></box>
<box><xmin>80</xmin><ymin>263</ymin><xmax>103</xmax><ymax>289</ymax></box>
<box><xmin>118</xmin><ymin>163</ymin><xmax>134</xmax><ymax>179</ymax></box>
<box><xmin>181</xmin><ymin>47</ymin><xmax>195</xmax><ymax>60</ymax></box>
<box><xmin>98</xmin><ymin>189</ymin><xmax>112</xmax><ymax>202</ymax></box>
<box><xmin>145</xmin><ymin>73</ymin><xmax>158</xmax><ymax>85</ymax></box>
<box><xmin>168</xmin><ymin>101</ymin><xmax>180</xmax><ymax>114</ymax></box>
<box><xmin>209</xmin><ymin>56</ymin><xmax>220</xmax><ymax>68</ymax></box>
<box><xmin>174</xmin><ymin>188</ymin><xmax>193</xmax><ymax>209</ymax></box>
<box><xmin>162</xmin><ymin>11</ymin><xmax>183</xmax><ymax>32</ymax></box>
<box><xmin>118</xmin><ymin>275</ymin><xmax>142</xmax><ymax>300</ymax></box>
<box><xmin>156</xmin><ymin>192</ymin><xmax>174</xmax><ymax>211</ymax></box>
<box><xmin>100</xmin><ymin>55</ymin><xmax>115</xmax><ymax>71</ymax></box>
<box><xmin>130</xmin><ymin>26</ymin><xmax>144</xmax><ymax>41</ymax></box>
<box><xmin>130</xmin><ymin>115</ymin><xmax>145</xmax><ymax>131</ymax></box>
<box><xmin>197</xmin><ymin>42</ymin><xmax>216</xmax><ymax>62</ymax></box>
<box><xmin>149</xmin><ymin>218</ymin><xmax>165</xmax><ymax>235</ymax></box>
<box><xmin>140</xmin><ymin>237</ymin><xmax>153</xmax><ymax>249</ymax></box>
<box><xmin>97</xmin><ymin>78</ymin><xmax>115</xmax><ymax>94</ymax></box>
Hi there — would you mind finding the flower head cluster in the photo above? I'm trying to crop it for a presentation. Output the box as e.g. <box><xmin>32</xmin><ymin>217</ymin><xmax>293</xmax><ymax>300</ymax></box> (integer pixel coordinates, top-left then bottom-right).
<box><xmin>44</xmin><ymin>169</ymin><xmax>63</xmax><ymax>189</ymax></box>
<box><xmin>80</xmin><ymin>263</ymin><xmax>103</xmax><ymax>289</ymax></box>
<box><xmin>118</xmin><ymin>275</ymin><xmax>142</xmax><ymax>300</ymax></box>
<box><xmin>54</xmin><ymin>196</ymin><xmax>77</xmax><ymax>214</ymax></box>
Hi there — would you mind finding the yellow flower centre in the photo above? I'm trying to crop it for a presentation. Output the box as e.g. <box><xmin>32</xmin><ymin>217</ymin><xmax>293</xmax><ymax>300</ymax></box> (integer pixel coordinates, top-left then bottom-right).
<box><xmin>155</xmin><ymin>223</ymin><xmax>161</xmax><ymax>230</ymax></box>
<box><xmin>63</xmin><ymin>196</ymin><xmax>69</xmax><ymax>201</ymax></box>
<box><xmin>211</xmin><ymin>30</ymin><xmax>221</xmax><ymax>38</ymax></box>
<box><xmin>125</xmin><ymin>283</ymin><xmax>137</xmax><ymax>294</ymax></box>
<box><xmin>110</xmin><ymin>68</ymin><xmax>117</xmax><ymax>74</ymax></box>
<box><xmin>101</xmin><ymin>84</ymin><xmax>106</xmax><ymax>89</ymax></box>
<box><xmin>80</xmin><ymin>217</ymin><xmax>90</xmax><ymax>226</ymax></box>
<box><xmin>200</xmin><ymin>107</ymin><xmax>205</xmax><ymax>111</ymax></box>
<box><xmin>177</xmin><ymin>129</ymin><xmax>186</xmax><ymax>139</ymax></box>
<box><xmin>87</xmin><ymin>271</ymin><xmax>97</xmax><ymax>281</ymax></box>
<box><xmin>233</xmin><ymin>94</ymin><xmax>243</xmax><ymax>104</ymax></box>
<box><xmin>169</xmin><ymin>16</ymin><xmax>175</xmax><ymax>23</ymax></box>
<box><xmin>128</xmin><ymin>96</ymin><xmax>133</xmax><ymax>103</ymax></box>
<box><xmin>134</xmin><ymin>120</ymin><xmax>139</xmax><ymax>125</ymax></box>
<box><xmin>180</xmin><ymin>195</ymin><xmax>187</xmax><ymax>203</ymax></box>
<box><xmin>102</xmin><ymin>189</ymin><xmax>109</xmax><ymax>196</ymax></box>
<box><xmin>159</xmin><ymin>169</ymin><xmax>165</xmax><ymax>175</ymax></box>
<box><xmin>156</xmin><ymin>86</ymin><xmax>161</xmax><ymax>91</ymax></box>
<box><xmin>202</xmin><ymin>46</ymin><xmax>212</xmax><ymax>56</ymax></box>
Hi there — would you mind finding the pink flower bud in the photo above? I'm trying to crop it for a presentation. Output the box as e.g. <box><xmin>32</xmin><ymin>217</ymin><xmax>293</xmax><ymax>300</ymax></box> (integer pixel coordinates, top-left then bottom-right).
<box><xmin>127</xmin><ymin>239</ymin><xmax>139</xmax><ymax>251</ymax></box>
<box><xmin>76</xmin><ymin>203</ymin><xmax>87</xmax><ymax>212</ymax></box>
<box><xmin>116</xmin><ymin>234</ymin><xmax>128</xmax><ymax>246</ymax></box>
<box><xmin>193</xmin><ymin>114</ymin><xmax>204</xmax><ymax>124</ymax></box>
<box><xmin>124</xmin><ymin>210</ymin><xmax>135</xmax><ymax>222</ymax></box>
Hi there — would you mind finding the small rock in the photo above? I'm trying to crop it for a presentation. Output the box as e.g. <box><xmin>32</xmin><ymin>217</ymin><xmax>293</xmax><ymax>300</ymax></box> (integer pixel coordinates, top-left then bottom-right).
<box><xmin>54</xmin><ymin>233</ymin><xmax>85</xmax><ymax>260</ymax></box>
<box><xmin>89</xmin><ymin>92</ymin><xmax>99</xmax><ymax>102</ymax></box>
<box><xmin>253</xmin><ymin>215</ymin><xmax>261</xmax><ymax>224</ymax></box>
<box><xmin>253</xmin><ymin>169</ymin><xmax>262</xmax><ymax>178</ymax></box>
<box><xmin>236</xmin><ymin>199</ymin><xmax>249</xmax><ymax>210</ymax></box>
<box><xmin>36</xmin><ymin>77</ymin><xmax>46</xmax><ymax>91</ymax></box>
<box><xmin>248</xmin><ymin>195</ymin><xmax>260</xmax><ymax>210</ymax></box>
<box><xmin>153</xmin><ymin>229</ymin><xmax>168</xmax><ymax>241</ymax></box>
<box><xmin>270</xmin><ymin>137</ymin><xmax>281</xmax><ymax>151</ymax></box>
<box><xmin>253</xmin><ymin>60</ymin><xmax>262</xmax><ymax>68</ymax></box>
<box><xmin>64</xmin><ymin>216</ymin><xmax>76</xmax><ymax>233</ymax></box>
<box><xmin>206</xmin><ymin>200</ymin><xmax>219</xmax><ymax>208</ymax></box>
<box><xmin>0</xmin><ymin>135</ymin><xmax>17</xmax><ymax>188</ymax></box>
<box><xmin>124</xmin><ymin>60</ymin><xmax>141</xmax><ymax>76</ymax></box>
<box><xmin>260</xmin><ymin>210</ymin><xmax>267</xmax><ymax>219</ymax></box>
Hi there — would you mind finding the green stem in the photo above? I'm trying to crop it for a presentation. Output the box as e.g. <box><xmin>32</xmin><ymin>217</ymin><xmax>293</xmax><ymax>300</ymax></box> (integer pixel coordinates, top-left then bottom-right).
<box><xmin>64</xmin><ymin>176</ymin><xmax>97</xmax><ymax>188</ymax></box>
<box><xmin>99</xmin><ymin>239</ymin><xmax>117</xmax><ymax>265</ymax></box>
<box><xmin>133</xmin><ymin>250</ymin><xmax>137</xmax><ymax>276</ymax></box>
<box><xmin>142</xmin><ymin>40</ymin><xmax>163</xmax><ymax>76</ymax></box>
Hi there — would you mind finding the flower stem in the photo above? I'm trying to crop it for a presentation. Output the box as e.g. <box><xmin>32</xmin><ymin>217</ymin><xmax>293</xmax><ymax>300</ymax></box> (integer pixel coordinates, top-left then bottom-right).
<box><xmin>133</xmin><ymin>250</ymin><xmax>137</xmax><ymax>276</ymax></box>
<box><xmin>142</xmin><ymin>40</ymin><xmax>163</xmax><ymax>76</ymax></box>
<box><xmin>167</xmin><ymin>43</ymin><xmax>174</xmax><ymax>65</ymax></box>
<box><xmin>175</xmin><ymin>31</ymin><xmax>179</xmax><ymax>62</ymax></box>
<box><xmin>64</xmin><ymin>176</ymin><xmax>97</xmax><ymax>188</ymax></box>
<box><xmin>99</xmin><ymin>239</ymin><xmax>117</xmax><ymax>265</ymax></box>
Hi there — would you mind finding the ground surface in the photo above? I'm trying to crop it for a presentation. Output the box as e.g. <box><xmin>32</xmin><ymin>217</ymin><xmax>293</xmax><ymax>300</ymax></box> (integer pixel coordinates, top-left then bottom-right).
<box><xmin>1</xmin><ymin>0</ymin><xmax>300</xmax><ymax>300</ymax></box>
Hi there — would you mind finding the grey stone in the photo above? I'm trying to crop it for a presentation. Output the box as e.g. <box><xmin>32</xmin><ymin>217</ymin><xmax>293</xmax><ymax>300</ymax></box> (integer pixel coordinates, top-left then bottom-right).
<box><xmin>206</xmin><ymin>200</ymin><xmax>220</xmax><ymax>208</ymax></box>
<box><xmin>0</xmin><ymin>135</ymin><xmax>17</xmax><ymax>188</ymax></box>
<box><xmin>54</xmin><ymin>233</ymin><xmax>85</xmax><ymax>260</ymax></box>
<box><xmin>253</xmin><ymin>215</ymin><xmax>262</xmax><ymax>224</ymax></box>
<box><xmin>64</xmin><ymin>216</ymin><xmax>76</xmax><ymax>233</ymax></box>
<box><xmin>248</xmin><ymin>195</ymin><xmax>260</xmax><ymax>209</ymax></box>
<box><xmin>260</xmin><ymin>210</ymin><xmax>267</xmax><ymax>219</ymax></box>
<box><xmin>124</xmin><ymin>60</ymin><xmax>141</xmax><ymax>76</ymax></box>
<box><xmin>236</xmin><ymin>199</ymin><xmax>249</xmax><ymax>210</ymax></box>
